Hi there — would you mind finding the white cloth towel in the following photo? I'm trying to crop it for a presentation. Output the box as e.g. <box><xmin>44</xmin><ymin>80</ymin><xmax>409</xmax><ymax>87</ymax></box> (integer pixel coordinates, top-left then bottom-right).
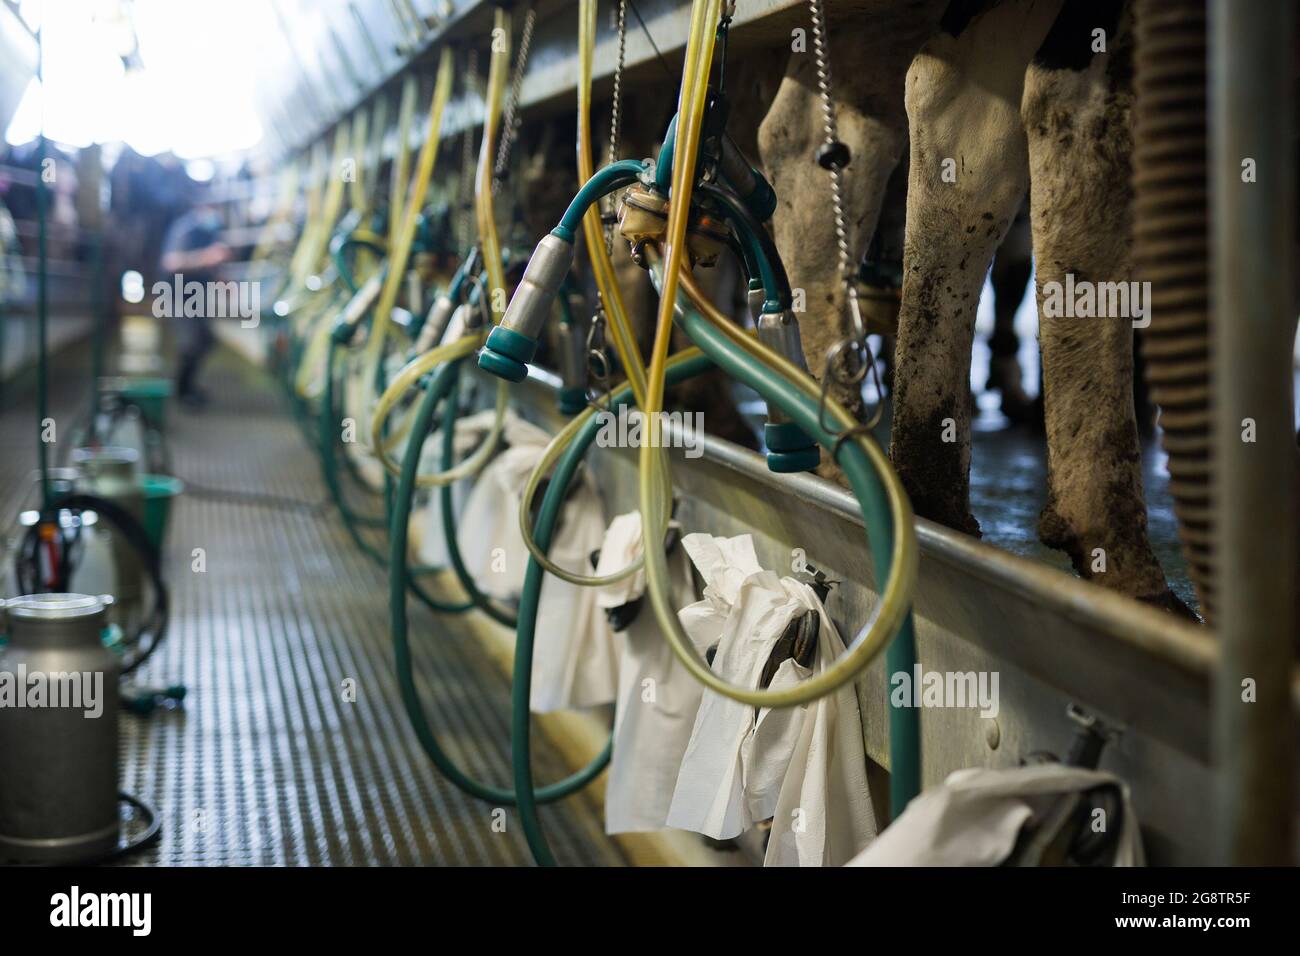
<box><xmin>846</xmin><ymin>764</ymin><xmax>1144</xmax><ymax>866</ymax></box>
<box><xmin>665</xmin><ymin>533</ymin><xmax>876</xmax><ymax>866</ymax></box>
<box><xmin>598</xmin><ymin>513</ymin><xmax>703</xmax><ymax>834</ymax></box>
<box><xmin>454</xmin><ymin>414</ymin><xmax>553</xmax><ymax>601</ymax></box>
<box><xmin>529</xmin><ymin>477</ymin><xmax>618</xmax><ymax>712</ymax></box>
<box><xmin>413</xmin><ymin>408</ymin><xmax>499</xmax><ymax>568</ymax></box>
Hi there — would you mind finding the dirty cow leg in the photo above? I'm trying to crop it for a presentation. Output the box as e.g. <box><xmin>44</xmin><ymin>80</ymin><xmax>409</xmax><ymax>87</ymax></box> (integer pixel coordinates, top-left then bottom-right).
<box><xmin>1022</xmin><ymin>6</ymin><xmax>1183</xmax><ymax>609</ymax></box>
<box><xmin>758</xmin><ymin>4</ymin><xmax>940</xmax><ymax>424</ymax></box>
<box><xmin>987</xmin><ymin>196</ymin><xmax>1038</xmax><ymax>423</ymax></box>
<box><xmin>890</xmin><ymin>0</ymin><xmax>1063</xmax><ymax>535</ymax></box>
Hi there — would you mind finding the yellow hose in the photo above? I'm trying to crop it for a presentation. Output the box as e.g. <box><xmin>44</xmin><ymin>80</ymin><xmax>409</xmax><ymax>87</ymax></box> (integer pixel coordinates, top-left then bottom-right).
<box><xmin>366</xmin><ymin>93</ymin><xmax>389</xmax><ymax>216</ymax></box>
<box><xmin>511</xmin><ymin>2</ymin><xmax>717</xmax><ymax>589</ymax></box>
<box><xmin>476</xmin><ymin>9</ymin><xmax>510</xmax><ymax>321</ymax></box>
<box><xmin>348</xmin><ymin>106</ymin><xmax>369</xmax><ymax>214</ymax></box>
<box><xmin>369</xmin><ymin>332</ymin><xmax>479</xmax><ymax>455</ymax></box>
<box><xmin>577</xmin><ymin>0</ymin><xmax>648</xmax><ymax>410</ymax></box>
<box><xmin>643</xmin><ymin>247</ymin><xmax>919</xmax><ymax>708</ymax></box>
<box><xmin>515</xmin><ymin>342</ymin><xmax>723</xmax><ymax>586</ymax></box>
<box><xmin>631</xmin><ymin>0</ymin><xmax>913</xmax><ymax>707</ymax></box>
<box><xmin>293</xmin><ymin>301</ymin><xmax>341</xmax><ymax>399</ymax></box>
<box><xmin>287</xmin><ymin>138</ymin><xmax>335</xmax><ymax>287</ymax></box>
<box><xmin>249</xmin><ymin>165</ymin><xmax>298</xmax><ymax>268</ymax></box>
<box><xmin>368</xmin><ymin>18</ymin><xmax>515</xmax><ymax>485</ymax></box>
<box><xmin>637</xmin><ymin>0</ymin><xmax>719</xmax><ymax>548</ymax></box>
<box><xmin>363</xmin><ymin>48</ymin><xmax>454</xmax><ymax>375</ymax></box>
<box><xmin>284</xmin><ymin>143</ymin><xmax>324</xmax><ymax>284</ymax></box>
<box><xmin>389</xmin><ymin>74</ymin><xmax>419</xmax><ymax>250</ymax></box>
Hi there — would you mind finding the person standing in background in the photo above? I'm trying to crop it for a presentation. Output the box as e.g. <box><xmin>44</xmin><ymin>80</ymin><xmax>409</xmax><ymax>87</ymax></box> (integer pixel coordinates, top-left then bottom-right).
<box><xmin>159</xmin><ymin>198</ymin><xmax>230</xmax><ymax>408</ymax></box>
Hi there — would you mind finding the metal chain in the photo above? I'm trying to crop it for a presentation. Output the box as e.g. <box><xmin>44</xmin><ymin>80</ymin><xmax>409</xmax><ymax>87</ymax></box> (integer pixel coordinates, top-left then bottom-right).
<box><xmin>585</xmin><ymin>311</ymin><xmax>613</xmax><ymax>412</ymax></box>
<box><xmin>590</xmin><ymin>0</ymin><xmax>629</xmax><ymax>383</ymax></box>
<box><xmin>807</xmin><ymin>0</ymin><xmax>883</xmax><ymax>431</ymax></box>
<box><xmin>808</xmin><ymin>0</ymin><xmax>855</xmax><ymax>325</ymax></box>
<box><xmin>718</xmin><ymin>0</ymin><xmax>735</xmax><ymax>91</ymax></box>
<box><xmin>493</xmin><ymin>3</ymin><xmax>537</xmax><ymax>193</ymax></box>
<box><xmin>603</xmin><ymin>0</ymin><xmax>628</xmax><ymax>253</ymax></box>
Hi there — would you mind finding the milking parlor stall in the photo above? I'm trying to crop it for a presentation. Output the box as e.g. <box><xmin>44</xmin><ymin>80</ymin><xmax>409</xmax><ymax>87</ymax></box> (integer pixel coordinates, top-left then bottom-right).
<box><xmin>0</xmin><ymin>0</ymin><xmax>1296</xmax><ymax>900</ymax></box>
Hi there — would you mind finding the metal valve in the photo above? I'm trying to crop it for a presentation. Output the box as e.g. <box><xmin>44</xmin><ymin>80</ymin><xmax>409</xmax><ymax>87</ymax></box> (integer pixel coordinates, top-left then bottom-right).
<box><xmin>617</xmin><ymin>182</ymin><xmax>732</xmax><ymax>268</ymax></box>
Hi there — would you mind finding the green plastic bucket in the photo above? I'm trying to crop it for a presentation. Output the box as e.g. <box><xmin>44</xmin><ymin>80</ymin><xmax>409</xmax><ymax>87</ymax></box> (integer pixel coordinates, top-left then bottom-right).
<box><xmin>140</xmin><ymin>475</ymin><xmax>183</xmax><ymax>551</ymax></box>
<box><xmin>117</xmin><ymin>377</ymin><xmax>172</xmax><ymax>426</ymax></box>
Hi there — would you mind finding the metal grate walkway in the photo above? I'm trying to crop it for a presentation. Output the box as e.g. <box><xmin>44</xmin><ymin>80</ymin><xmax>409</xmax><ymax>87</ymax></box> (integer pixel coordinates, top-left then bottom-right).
<box><xmin>1</xmin><ymin>340</ymin><xmax>626</xmax><ymax>866</ymax></box>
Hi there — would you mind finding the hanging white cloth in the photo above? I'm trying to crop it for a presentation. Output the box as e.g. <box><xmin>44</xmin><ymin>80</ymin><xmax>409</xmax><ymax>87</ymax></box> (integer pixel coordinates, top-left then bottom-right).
<box><xmin>411</xmin><ymin>408</ymin><xmax>499</xmax><ymax>568</ymax></box>
<box><xmin>665</xmin><ymin>533</ymin><xmax>876</xmax><ymax>866</ymax></box>
<box><xmin>453</xmin><ymin>413</ymin><xmax>553</xmax><ymax>601</ymax></box>
<box><xmin>597</xmin><ymin>512</ymin><xmax>703</xmax><ymax>834</ymax></box>
<box><xmin>845</xmin><ymin>764</ymin><xmax>1144</xmax><ymax>866</ymax></box>
<box><xmin>529</xmin><ymin>476</ymin><xmax>618</xmax><ymax>712</ymax></box>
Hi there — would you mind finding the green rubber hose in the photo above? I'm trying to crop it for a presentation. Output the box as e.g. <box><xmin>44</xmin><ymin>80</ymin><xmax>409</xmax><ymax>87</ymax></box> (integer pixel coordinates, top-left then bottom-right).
<box><xmin>511</xmin><ymin>351</ymin><xmax>715</xmax><ymax>866</ymax></box>
<box><xmin>387</xmin><ymin>356</ymin><xmax>611</xmax><ymax>803</ymax></box>
<box><xmin>554</xmin><ymin>159</ymin><xmax>649</xmax><ymax>243</ymax></box>
<box><xmin>436</xmin><ymin>365</ymin><xmax>520</xmax><ymax>629</ymax></box>
<box><xmin>668</xmin><ymin>294</ymin><xmax>921</xmax><ymax>816</ymax></box>
<box><xmin>320</xmin><ymin>337</ymin><xmax>470</xmax><ymax>614</ymax></box>
<box><xmin>319</xmin><ymin>338</ymin><xmax>390</xmax><ymax>568</ymax></box>
<box><xmin>511</xmin><ymin>292</ymin><xmax>920</xmax><ymax>863</ymax></box>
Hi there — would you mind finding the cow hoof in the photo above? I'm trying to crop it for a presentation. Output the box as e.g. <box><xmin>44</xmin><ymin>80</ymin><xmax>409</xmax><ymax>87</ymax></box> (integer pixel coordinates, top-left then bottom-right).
<box><xmin>917</xmin><ymin>502</ymin><xmax>981</xmax><ymax>539</ymax></box>
<box><xmin>986</xmin><ymin>356</ymin><xmax>1041</xmax><ymax>427</ymax></box>
<box><xmin>1000</xmin><ymin>390</ymin><xmax>1043</xmax><ymax>429</ymax></box>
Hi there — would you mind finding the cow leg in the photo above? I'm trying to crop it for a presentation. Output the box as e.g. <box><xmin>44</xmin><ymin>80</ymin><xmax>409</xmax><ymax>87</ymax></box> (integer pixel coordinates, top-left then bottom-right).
<box><xmin>986</xmin><ymin>195</ymin><xmax>1038</xmax><ymax>423</ymax></box>
<box><xmin>758</xmin><ymin>4</ymin><xmax>941</xmax><ymax>422</ymax></box>
<box><xmin>891</xmin><ymin>0</ymin><xmax>1063</xmax><ymax>535</ymax></box>
<box><xmin>1022</xmin><ymin>4</ymin><xmax>1186</xmax><ymax>610</ymax></box>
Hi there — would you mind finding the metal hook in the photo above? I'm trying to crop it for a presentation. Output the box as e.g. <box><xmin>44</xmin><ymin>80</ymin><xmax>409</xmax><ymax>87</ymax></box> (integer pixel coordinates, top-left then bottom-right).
<box><xmin>585</xmin><ymin>308</ymin><xmax>615</xmax><ymax>414</ymax></box>
<box><xmin>817</xmin><ymin>279</ymin><xmax>886</xmax><ymax>436</ymax></box>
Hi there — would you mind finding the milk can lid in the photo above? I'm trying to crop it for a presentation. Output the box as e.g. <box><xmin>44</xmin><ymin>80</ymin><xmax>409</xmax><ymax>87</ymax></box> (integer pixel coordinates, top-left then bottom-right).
<box><xmin>3</xmin><ymin>593</ymin><xmax>112</xmax><ymax>622</ymax></box>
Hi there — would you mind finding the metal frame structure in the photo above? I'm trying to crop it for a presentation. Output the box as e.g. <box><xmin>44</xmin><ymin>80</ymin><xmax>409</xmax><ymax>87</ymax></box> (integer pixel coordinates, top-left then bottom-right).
<box><xmin>1209</xmin><ymin>0</ymin><xmax>1297</xmax><ymax>866</ymax></box>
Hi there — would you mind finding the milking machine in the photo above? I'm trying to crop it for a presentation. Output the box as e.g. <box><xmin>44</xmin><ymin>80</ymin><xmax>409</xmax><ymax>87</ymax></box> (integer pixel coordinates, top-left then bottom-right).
<box><xmin>263</xmin><ymin>0</ymin><xmax>921</xmax><ymax>867</ymax></box>
<box><xmin>368</xmin><ymin>1</ymin><xmax>627</xmax><ymax>810</ymax></box>
<box><xmin>325</xmin><ymin>0</ymin><xmax>891</xmax><ymax>865</ymax></box>
<box><xmin>464</xmin><ymin>0</ymin><xmax>923</xmax><ymax>865</ymax></box>
<box><xmin>275</xmin><ymin>4</ymin><xmax>538</xmax><ymax>628</ymax></box>
<box><xmin>286</xmin><ymin>53</ymin><xmax>452</xmax><ymax>566</ymax></box>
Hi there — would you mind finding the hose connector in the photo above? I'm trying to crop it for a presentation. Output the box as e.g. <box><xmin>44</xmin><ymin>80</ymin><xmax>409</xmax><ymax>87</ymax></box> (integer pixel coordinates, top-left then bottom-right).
<box><xmin>413</xmin><ymin>291</ymin><xmax>456</xmax><ymax>353</ymax></box>
<box><xmin>331</xmin><ymin>273</ymin><xmax>384</xmax><ymax>345</ymax></box>
<box><xmin>756</xmin><ymin>307</ymin><xmax>820</xmax><ymax>473</ymax></box>
<box><xmin>478</xmin><ymin>233</ymin><xmax>574</xmax><ymax>382</ymax></box>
